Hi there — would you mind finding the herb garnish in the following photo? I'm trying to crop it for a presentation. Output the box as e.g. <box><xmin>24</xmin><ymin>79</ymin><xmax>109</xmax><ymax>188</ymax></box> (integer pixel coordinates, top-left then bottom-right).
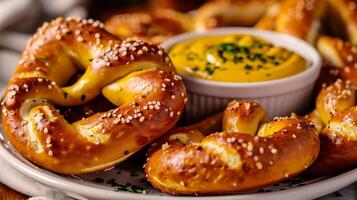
<box><xmin>105</xmin><ymin>178</ymin><xmax>146</xmax><ymax>193</ymax></box>
<box><xmin>204</xmin><ymin>64</ymin><xmax>220</xmax><ymax>76</ymax></box>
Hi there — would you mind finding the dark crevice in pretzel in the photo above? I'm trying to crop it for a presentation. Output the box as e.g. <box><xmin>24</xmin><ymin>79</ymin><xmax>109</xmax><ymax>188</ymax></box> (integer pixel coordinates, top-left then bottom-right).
<box><xmin>306</xmin><ymin>79</ymin><xmax>357</xmax><ymax>176</ymax></box>
<box><xmin>64</xmin><ymin>69</ymin><xmax>85</xmax><ymax>87</ymax></box>
<box><xmin>57</xmin><ymin>95</ymin><xmax>116</xmax><ymax>123</ymax></box>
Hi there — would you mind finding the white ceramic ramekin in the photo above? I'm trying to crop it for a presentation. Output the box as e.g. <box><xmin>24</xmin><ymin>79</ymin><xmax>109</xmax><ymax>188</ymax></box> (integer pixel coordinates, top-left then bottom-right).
<box><xmin>161</xmin><ymin>28</ymin><xmax>322</xmax><ymax>122</ymax></box>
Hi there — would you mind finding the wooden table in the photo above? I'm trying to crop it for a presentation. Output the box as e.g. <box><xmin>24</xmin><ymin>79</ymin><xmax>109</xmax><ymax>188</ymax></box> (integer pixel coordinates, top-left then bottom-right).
<box><xmin>0</xmin><ymin>183</ymin><xmax>26</xmax><ymax>200</ymax></box>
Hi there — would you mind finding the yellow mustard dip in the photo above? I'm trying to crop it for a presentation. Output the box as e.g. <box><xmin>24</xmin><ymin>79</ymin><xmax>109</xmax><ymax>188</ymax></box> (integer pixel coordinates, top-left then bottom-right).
<box><xmin>169</xmin><ymin>34</ymin><xmax>308</xmax><ymax>82</ymax></box>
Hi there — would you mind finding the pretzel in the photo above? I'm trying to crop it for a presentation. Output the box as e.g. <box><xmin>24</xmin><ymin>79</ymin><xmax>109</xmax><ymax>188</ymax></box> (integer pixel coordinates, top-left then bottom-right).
<box><xmin>1</xmin><ymin>17</ymin><xmax>187</xmax><ymax>174</ymax></box>
<box><xmin>105</xmin><ymin>9</ymin><xmax>192</xmax><ymax>44</ymax></box>
<box><xmin>312</xmin><ymin>0</ymin><xmax>357</xmax><ymax>93</ymax></box>
<box><xmin>145</xmin><ymin>100</ymin><xmax>319</xmax><ymax>195</ymax></box>
<box><xmin>194</xmin><ymin>0</ymin><xmax>280</xmax><ymax>31</ymax></box>
<box><xmin>316</xmin><ymin>36</ymin><xmax>357</xmax><ymax>86</ymax></box>
<box><xmin>255</xmin><ymin>0</ymin><xmax>326</xmax><ymax>44</ymax></box>
<box><xmin>307</xmin><ymin>80</ymin><xmax>357</xmax><ymax>175</ymax></box>
<box><xmin>306</xmin><ymin>1</ymin><xmax>357</xmax><ymax>174</ymax></box>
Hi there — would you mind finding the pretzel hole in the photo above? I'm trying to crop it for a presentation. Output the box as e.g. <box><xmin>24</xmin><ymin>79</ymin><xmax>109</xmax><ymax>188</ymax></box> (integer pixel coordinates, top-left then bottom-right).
<box><xmin>54</xmin><ymin>66</ymin><xmax>160</xmax><ymax>122</ymax></box>
<box><xmin>50</xmin><ymin>69</ymin><xmax>117</xmax><ymax>123</ymax></box>
<box><xmin>57</xmin><ymin>95</ymin><xmax>116</xmax><ymax>123</ymax></box>
<box><xmin>59</xmin><ymin>60</ymin><xmax>160</xmax><ymax>106</ymax></box>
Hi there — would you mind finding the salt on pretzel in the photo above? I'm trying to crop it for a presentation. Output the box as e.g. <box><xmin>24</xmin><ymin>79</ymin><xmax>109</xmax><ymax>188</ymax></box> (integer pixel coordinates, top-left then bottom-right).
<box><xmin>145</xmin><ymin>100</ymin><xmax>319</xmax><ymax>195</ymax></box>
<box><xmin>105</xmin><ymin>9</ymin><xmax>192</xmax><ymax>44</ymax></box>
<box><xmin>317</xmin><ymin>36</ymin><xmax>357</xmax><ymax>67</ymax></box>
<box><xmin>255</xmin><ymin>0</ymin><xmax>326</xmax><ymax>44</ymax></box>
<box><xmin>309</xmin><ymin>16</ymin><xmax>357</xmax><ymax>174</ymax></box>
<box><xmin>307</xmin><ymin>80</ymin><xmax>357</xmax><ymax>175</ymax></box>
<box><xmin>194</xmin><ymin>0</ymin><xmax>280</xmax><ymax>31</ymax></box>
<box><xmin>315</xmin><ymin>36</ymin><xmax>357</xmax><ymax>87</ymax></box>
<box><xmin>1</xmin><ymin>17</ymin><xmax>187</xmax><ymax>174</ymax></box>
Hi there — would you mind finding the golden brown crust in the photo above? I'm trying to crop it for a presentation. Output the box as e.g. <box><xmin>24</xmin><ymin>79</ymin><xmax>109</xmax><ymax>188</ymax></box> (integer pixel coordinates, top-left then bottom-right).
<box><xmin>307</xmin><ymin>79</ymin><xmax>357</xmax><ymax>175</ymax></box>
<box><xmin>105</xmin><ymin>10</ymin><xmax>192</xmax><ymax>44</ymax></box>
<box><xmin>307</xmin><ymin>106</ymin><xmax>357</xmax><ymax>175</ymax></box>
<box><xmin>145</xmin><ymin>101</ymin><xmax>319</xmax><ymax>195</ymax></box>
<box><xmin>317</xmin><ymin>36</ymin><xmax>357</xmax><ymax>68</ymax></box>
<box><xmin>256</xmin><ymin>0</ymin><xmax>326</xmax><ymax>44</ymax></box>
<box><xmin>316</xmin><ymin>35</ymin><xmax>357</xmax><ymax>86</ymax></box>
<box><xmin>294</xmin><ymin>2</ymin><xmax>357</xmax><ymax>174</ymax></box>
<box><xmin>315</xmin><ymin>79</ymin><xmax>355</xmax><ymax>124</ymax></box>
<box><xmin>316</xmin><ymin>36</ymin><xmax>357</xmax><ymax>88</ymax></box>
<box><xmin>223</xmin><ymin>100</ymin><xmax>268</xmax><ymax>135</ymax></box>
<box><xmin>1</xmin><ymin>17</ymin><xmax>187</xmax><ymax>174</ymax></box>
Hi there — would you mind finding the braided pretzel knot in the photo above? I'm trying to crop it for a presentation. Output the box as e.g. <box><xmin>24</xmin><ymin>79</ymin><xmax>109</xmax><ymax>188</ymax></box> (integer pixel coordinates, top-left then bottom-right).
<box><xmin>302</xmin><ymin>0</ymin><xmax>357</xmax><ymax>175</ymax></box>
<box><xmin>145</xmin><ymin>100</ymin><xmax>319</xmax><ymax>195</ymax></box>
<box><xmin>307</xmin><ymin>80</ymin><xmax>357</xmax><ymax>175</ymax></box>
<box><xmin>1</xmin><ymin>17</ymin><xmax>187</xmax><ymax>174</ymax></box>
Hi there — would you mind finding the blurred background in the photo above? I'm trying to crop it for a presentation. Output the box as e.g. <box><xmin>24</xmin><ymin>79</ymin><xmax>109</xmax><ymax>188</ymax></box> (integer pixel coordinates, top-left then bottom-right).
<box><xmin>0</xmin><ymin>0</ymin><xmax>356</xmax><ymax>199</ymax></box>
<box><xmin>0</xmin><ymin>0</ymin><xmax>208</xmax><ymax>91</ymax></box>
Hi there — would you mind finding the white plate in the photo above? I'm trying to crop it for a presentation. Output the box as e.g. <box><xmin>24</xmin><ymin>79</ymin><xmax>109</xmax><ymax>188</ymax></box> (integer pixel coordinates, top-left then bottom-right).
<box><xmin>0</xmin><ymin>125</ymin><xmax>356</xmax><ymax>200</ymax></box>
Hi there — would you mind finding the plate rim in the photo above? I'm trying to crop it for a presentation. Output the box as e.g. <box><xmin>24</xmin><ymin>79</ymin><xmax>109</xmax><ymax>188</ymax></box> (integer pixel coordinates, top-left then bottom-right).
<box><xmin>0</xmin><ymin>135</ymin><xmax>356</xmax><ymax>200</ymax></box>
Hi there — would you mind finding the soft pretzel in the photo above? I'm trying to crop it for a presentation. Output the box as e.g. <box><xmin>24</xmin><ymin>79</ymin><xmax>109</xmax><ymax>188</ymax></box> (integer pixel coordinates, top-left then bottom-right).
<box><xmin>307</xmin><ymin>80</ymin><xmax>357</xmax><ymax>175</ymax></box>
<box><xmin>309</xmin><ymin>15</ymin><xmax>357</xmax><ymax>174</ymax></box>
<box><xmin>105</xmin><ymin>9</ymin><xmax>192</xmax><ymax>44</ymax></box>
<box><xmin>313</xmin><ymin>1</ymin><xmax>357</xmax><ymax>65</ymax></box>
<box><xmin>317</xmin><ymin>36</ymin><xmax>357</xmax><ymax>67</ymax></box>
<box><xmin>314</xmin><ymin>0</ymin><xmax>357</xmax><ymax>87</ymax></box>
<box><xmin>316</xmin><ymin>36</ymin><xmax>357</xmax><ymax>86</ymax></box>
<box><xmin>194</xmin><ymin>0</ymin><xmax>280</xmax><ymax>31</ymax></box>
<box><xmin>255</xmin><ymin>0</ymin><xmax>326</xmax><ymax>44</ymax></box>
<box><xmin>1</xmin><ymin>17</ymin><xmax>187</xmax><ymax>174</ymax></box>
<box><xmin>145</xmin><ymin>100</ymin><xmax>319</xmax><ymax>195</ymax></box>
